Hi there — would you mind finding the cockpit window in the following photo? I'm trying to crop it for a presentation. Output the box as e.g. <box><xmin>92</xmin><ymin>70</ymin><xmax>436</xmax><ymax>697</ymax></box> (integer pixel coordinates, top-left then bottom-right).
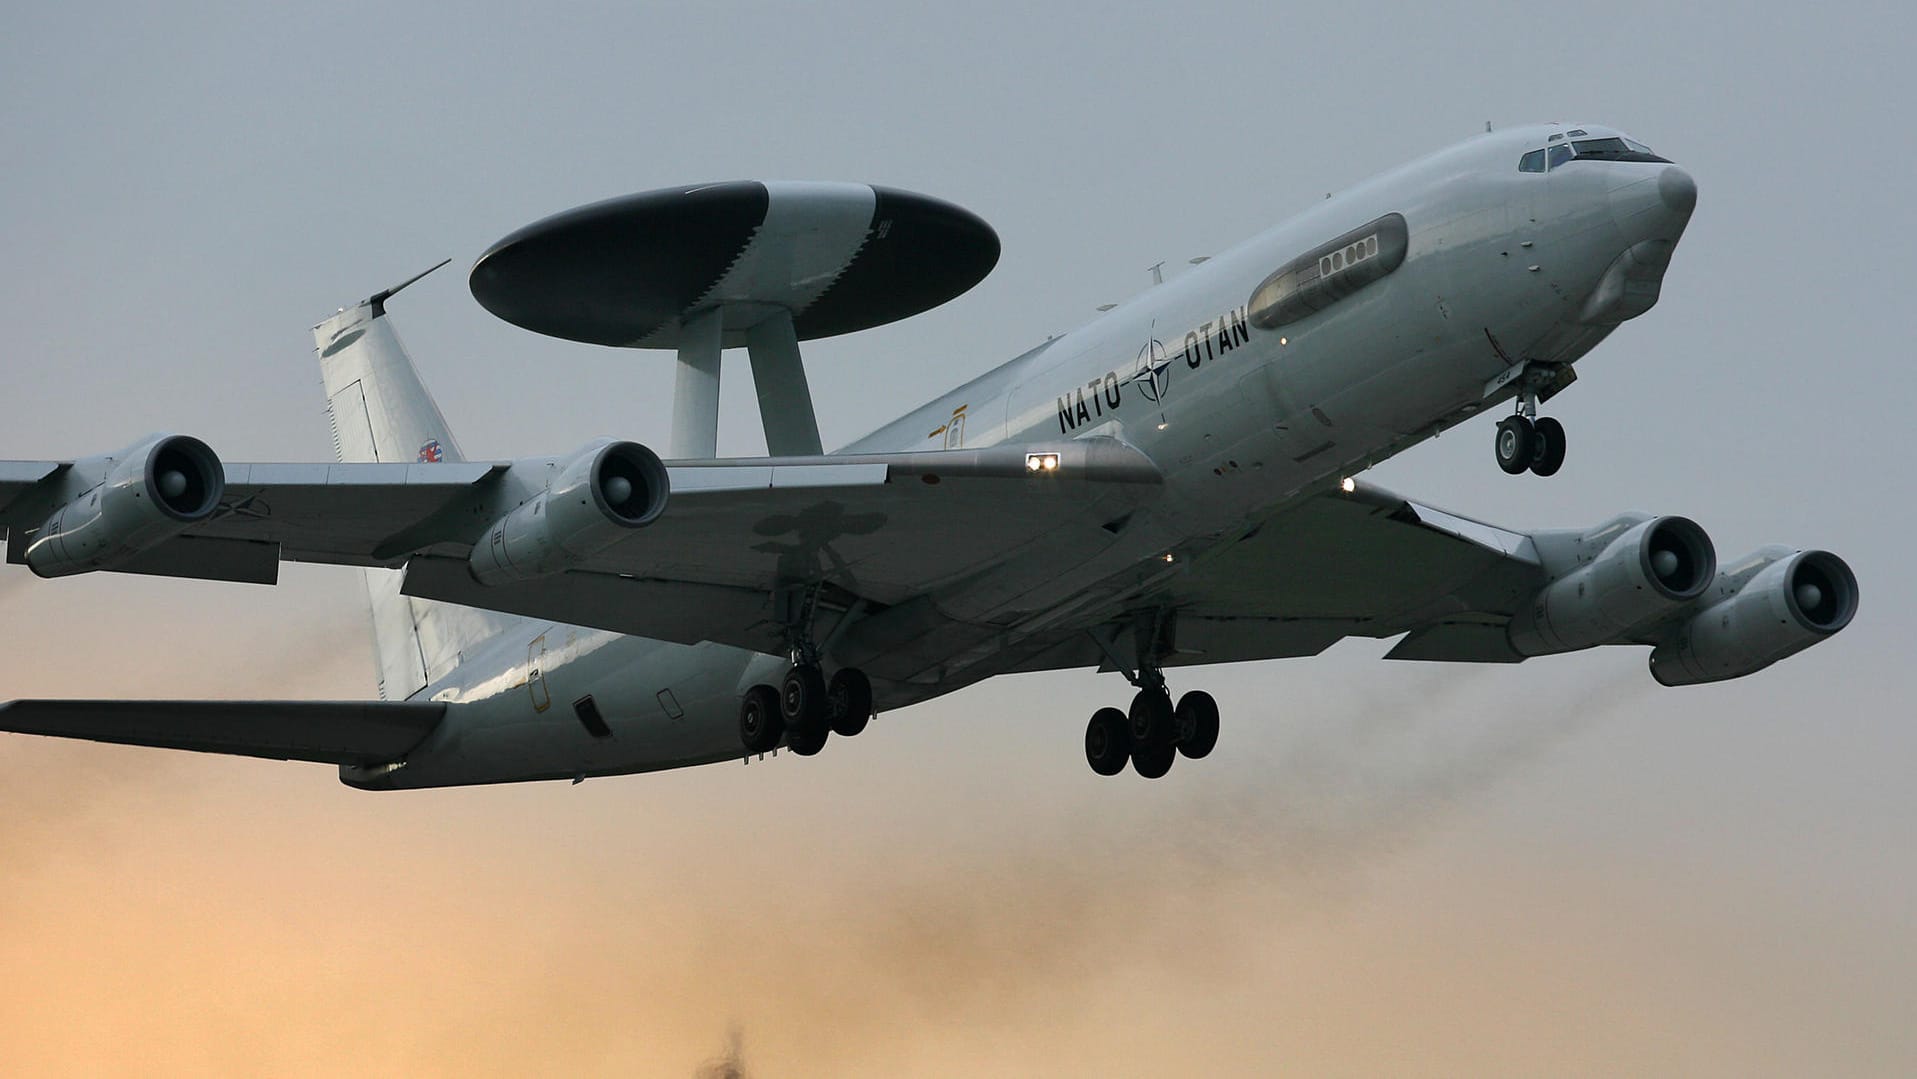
<box><xmin>1567</xmin><ymin>137</ymin><xmax>1672</xmax><ymax>164</ymax></box>
<box><xmin>1524</xmin><ymin>135</ymin><xmax>1673</xmax><ymax>171</ymax></box>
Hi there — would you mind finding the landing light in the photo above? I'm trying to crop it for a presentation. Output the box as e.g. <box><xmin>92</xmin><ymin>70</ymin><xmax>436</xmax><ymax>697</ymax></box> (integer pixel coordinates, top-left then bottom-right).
<box><xmin>1025</xmin><ymin>452</ymin><xmax>1061</xmax><ymax>473</ymax></box>
<box><xmin>1340</xmin><ymin>477</ymin><xmax>1356</xmax><ymax>494</ymax></box>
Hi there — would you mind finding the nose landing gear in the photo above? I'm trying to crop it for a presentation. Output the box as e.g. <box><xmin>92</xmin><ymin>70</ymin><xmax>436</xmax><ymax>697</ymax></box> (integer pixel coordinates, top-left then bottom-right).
<box><xmin>1494</xmin><ymin>374</ymin><xmax>1567</xmax><ymax>477</ymax></box>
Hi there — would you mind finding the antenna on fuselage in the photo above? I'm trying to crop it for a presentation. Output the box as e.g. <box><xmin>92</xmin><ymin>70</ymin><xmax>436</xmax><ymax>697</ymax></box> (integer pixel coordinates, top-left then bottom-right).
<box><xmin>366</xmin><ymin>258</ymin><xmax>452</xmax><ymax>317</ymax></box>
<box><xmin>1147</xmin><ymin>261</ymin><xmax>1165</xmax><ymax>286</ymax></box>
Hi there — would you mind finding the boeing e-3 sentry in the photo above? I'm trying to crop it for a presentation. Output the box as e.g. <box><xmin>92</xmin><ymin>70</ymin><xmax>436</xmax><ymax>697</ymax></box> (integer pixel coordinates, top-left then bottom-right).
<box><xmin>0</xmin><ymin>123</ymin><xmax>1859</xmax><ymax>786</ymax></box>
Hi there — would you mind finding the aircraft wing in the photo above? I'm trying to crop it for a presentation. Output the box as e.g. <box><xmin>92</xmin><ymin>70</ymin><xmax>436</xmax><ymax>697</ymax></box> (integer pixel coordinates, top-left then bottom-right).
<box><xmin>0</xmin><ymin>699</ymin><xmax>446</xmax><ymax>764</ymax></box>
<box><xmin>397</xmin><ymin>438</ymin><xmax>1165</xmax><ymax>653</ymax></box>
<box><xmin>1003</xmin><ymin>480</ymin><xmax>1551</xmax><ymax>676</ymax></box>
<box><xmin>1</xmin><ymin>460</ymin><xmax>505</xmax><ymax>584</ymax></box>
<box><xmin>3</xmin><ymin>438</ymin><xmax>1164</xmax><ymax>656</ymax></box>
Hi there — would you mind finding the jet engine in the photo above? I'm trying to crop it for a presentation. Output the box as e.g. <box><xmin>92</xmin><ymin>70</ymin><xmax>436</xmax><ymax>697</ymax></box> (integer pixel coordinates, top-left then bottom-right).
<box><xmin>1648</xmin><ymin>549</ymin><xmax>1858</xmax><ymax>686</ymax></box>
<box><xmin>25</xmin><ymin>434</ymin><xmax>226</xmax><ymax>578</ymax></box>
<box><xmin>1509</xmin><ymin>515</ymin><xmax>1716</xmax><ymax>656</ymax></box>
<box><xmin>469</xmin><ymin>440</ymin><xmax>668</xmax><ymax>585</ymax></box>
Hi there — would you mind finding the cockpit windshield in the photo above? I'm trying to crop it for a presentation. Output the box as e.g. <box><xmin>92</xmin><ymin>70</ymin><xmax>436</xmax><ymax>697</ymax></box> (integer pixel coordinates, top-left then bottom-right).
<box><xmin>1519</xmin><ymin>134</ymin><xmax>1670</xmax><ymax>172</ymax></box>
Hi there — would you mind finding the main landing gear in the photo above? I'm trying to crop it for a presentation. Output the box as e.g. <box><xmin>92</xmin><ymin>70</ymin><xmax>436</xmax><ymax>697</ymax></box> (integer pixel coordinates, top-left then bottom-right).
<box><xmin>1493</xmin><ymin>375</ymin><xmax>1566</xmax><ymax>477</ymax></box>
<box><xmin>739</xmin><ymin>586</ymin><xmax>876</xmax><ymax>758</ymax></box>
<box><xmin>739</xmin><ymin>664</ymin><xmax>874</xmax><ymax>758</ymax></box>
<box><xmin>1084</xmin><ymin>678</ymin><xmax>1220</xmax><ymax>780</ymax></box>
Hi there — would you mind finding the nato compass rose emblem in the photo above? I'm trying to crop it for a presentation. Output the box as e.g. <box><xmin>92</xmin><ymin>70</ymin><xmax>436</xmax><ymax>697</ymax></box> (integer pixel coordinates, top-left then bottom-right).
<box><xmin>416</xmin><ymin>439</ymin><xmax>444</xmax><ymax>463</ymax></box>
<box><xmin>1131</xmin><ymin>334</ymin><xmax>1171</xmax><ymax>403</ymax></box>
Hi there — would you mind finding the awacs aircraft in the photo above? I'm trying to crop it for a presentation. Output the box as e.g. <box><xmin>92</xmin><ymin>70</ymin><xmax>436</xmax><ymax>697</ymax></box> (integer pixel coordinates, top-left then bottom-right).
<box><xmin>0</xmin><ymin>123</ymin><xmax>1859</xmax><ymax>786</ymax></box>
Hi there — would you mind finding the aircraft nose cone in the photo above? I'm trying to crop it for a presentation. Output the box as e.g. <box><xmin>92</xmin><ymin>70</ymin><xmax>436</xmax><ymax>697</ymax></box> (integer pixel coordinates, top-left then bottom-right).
<box><xmin>1659</xmin><ymin>165</ymin><xmax>1698</xmax><ymax>215</ymax></box>
<box><xmin>1610</xmin><ymin>163</ymin><xmax>1695</xmax><ymax>241</ymax></box>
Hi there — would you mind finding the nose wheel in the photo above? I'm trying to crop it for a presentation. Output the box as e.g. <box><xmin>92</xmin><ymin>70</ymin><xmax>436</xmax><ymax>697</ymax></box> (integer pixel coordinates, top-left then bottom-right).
<box><xmin>1494</xmin><ymin>375</ymin><xmax>1567</xmax><ymax>477</ymax></box>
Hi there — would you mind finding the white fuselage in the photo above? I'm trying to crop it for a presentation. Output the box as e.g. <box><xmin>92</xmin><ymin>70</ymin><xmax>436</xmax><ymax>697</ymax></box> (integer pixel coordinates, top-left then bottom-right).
<box><xmin>350</xmin><ymin>123</ymin><xmax>1694</xmax><ymax>789</ymax></box>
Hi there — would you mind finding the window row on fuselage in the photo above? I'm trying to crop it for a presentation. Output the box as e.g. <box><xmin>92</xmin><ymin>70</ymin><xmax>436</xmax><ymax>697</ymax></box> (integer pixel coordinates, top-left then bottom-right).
<box><xmin>1248</xmin><ymin>213</ymin><xmax>1409</xmax><ymax>331</ymax></box>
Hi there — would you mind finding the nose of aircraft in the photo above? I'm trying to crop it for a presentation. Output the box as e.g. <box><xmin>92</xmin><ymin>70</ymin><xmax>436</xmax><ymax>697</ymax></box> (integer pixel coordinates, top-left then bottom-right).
<box><xmin>1610</xmin><ymin>164</ymin><xmax>1697</xmax><ymax>240</ymax></box>
<box><xmin>1658</xmin><ymin>165</ymin><xmax>1697</xmax><ymax>214</ymax></box>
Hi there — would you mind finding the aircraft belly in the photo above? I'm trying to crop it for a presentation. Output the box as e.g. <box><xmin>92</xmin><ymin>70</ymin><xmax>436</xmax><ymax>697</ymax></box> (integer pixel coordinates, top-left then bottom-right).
<box><xmin>375</xmin><ymin>632</ymin><xmax>760</xmax><ymax>787</ymax></box>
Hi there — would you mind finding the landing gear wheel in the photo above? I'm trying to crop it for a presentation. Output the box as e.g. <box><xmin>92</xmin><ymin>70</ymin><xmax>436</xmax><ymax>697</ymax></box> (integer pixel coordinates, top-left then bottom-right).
<box><xmin>1128</xmin><ymin>688</ymin><xmax>1175</xmax><ymax>747</ymax></box>
<box><xmin>1085</xmin><ymin>707</ymin><xmax>1132</xmax><ymax>776</ymax></box>
<box><xmin>1495</xmin><ymin>415</ymin><xmax>1536</xmax><ymax>475</ymax></box>
<box><xmin>827</xmin><ymin>668</ymin><xmax>874</xmax><ymax>737</ymax></box>
<box><xmin>1131</xmin><ymin>739</ymin><xmax>1176</xmax><ymax>779</ymax></box>
<box><xmin>738</xmin><ymin>684</ymin><xmax>783</xmax><ymax>754</ymax></box>
<box><xmin>788</xmin><ymin>722</ymin><xmax>829</xmax><ymax>756</ymax></box>
<box><xmin>1174</xmin><ymin>691</ymin><xmax>1220</xmax><ymax>759</ymax></box>
<box><xmin>1529</xmin><ymin>416</ymin><xmax>1566</xmax><ymax>477</ymax></box>
<box><xmin>781</xmin><ymin>665</ymin><xmax>829</xmax><ymax>756</ymax></box>
<box><xmin>781</xmin><ymin>664</ymin><xmax>827</xmax><ymax>728</ymax></box>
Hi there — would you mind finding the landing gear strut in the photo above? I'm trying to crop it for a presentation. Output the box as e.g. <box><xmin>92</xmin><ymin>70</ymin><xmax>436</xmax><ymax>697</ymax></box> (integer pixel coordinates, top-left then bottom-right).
<box><xmin>1494</xmin><ymin>374</ymin><xmax>1567</xmax><ymax>477</ymax></box>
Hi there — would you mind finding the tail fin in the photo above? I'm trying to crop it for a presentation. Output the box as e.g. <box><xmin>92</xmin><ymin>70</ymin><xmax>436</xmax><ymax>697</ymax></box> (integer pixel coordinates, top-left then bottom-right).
<box><xmin>313</xmin><ymin>265</ymin><xmax>514</xmax><ymax>700</ymax></box>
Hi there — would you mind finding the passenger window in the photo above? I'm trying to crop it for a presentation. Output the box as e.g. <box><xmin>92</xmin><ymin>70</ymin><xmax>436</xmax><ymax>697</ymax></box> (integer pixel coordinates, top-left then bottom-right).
<box><xmin>1546</xmin><ymin>144</ymin><xmax>1574</xmax><ymax>170</ymax></box>
<box><xmin>1519</xmin><ymin>149</ymin><xmax>1546</xmax><ymax>173</ymax></box>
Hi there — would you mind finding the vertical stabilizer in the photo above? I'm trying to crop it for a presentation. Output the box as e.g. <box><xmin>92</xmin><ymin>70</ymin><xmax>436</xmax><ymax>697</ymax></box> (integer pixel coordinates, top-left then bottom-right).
<box><xmin>313</xmin><ymin>276</ymin><xmax>512</xmax><ymax>700</ymax></box>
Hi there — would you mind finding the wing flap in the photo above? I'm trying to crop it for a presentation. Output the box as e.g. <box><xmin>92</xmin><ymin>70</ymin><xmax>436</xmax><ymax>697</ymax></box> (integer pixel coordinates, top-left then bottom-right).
<box><xmin>1003</xmin><ymin>482</ymin><xmax>1550</xmax><ymax>677</ymax></box>
<box><xmin>112</xmin><ymin>535</ymin><xmax>282</xmax><ymax>585</ymax></box>
<box><xmin>401</xmin><ymin>555</ymin><xmax>774</xmax><ymax>651</ymax></box>
<box><xmin>586</xmin><ymin>437</ymin><xmax>1162</xmax><ymax>603</ymax></box>
<box><xmin>201</xmin><ymin>461</ymin><xmax>503</xmax><ymax>566</ymax></box>
<box><xmin>0</xmin><ymin>699</ymin><xmax>446</xmax><ymax>764</ymax></box>
<box><xmin>0</xmin><ymin>462</ymin><xmax>70</xmax><ymax>537</ymax></box>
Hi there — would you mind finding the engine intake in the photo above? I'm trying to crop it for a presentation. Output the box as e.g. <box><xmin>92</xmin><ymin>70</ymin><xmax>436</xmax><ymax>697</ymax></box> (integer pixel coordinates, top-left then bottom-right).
<box><xmin>25</xmin><ymin>434</ymin><xmax>225</xmax><ymax>577</ymax></box>
<box><xmin>469</xmin><ymin>440</ymin><xmax>668</xmax><ymax>585</ymax></box>
<box><xmin>1509</xmin><ymin>515</ymin><xmax>1716</xmax><ymax>656</ymax></box>
<box><xmin>1649</xmin><ymin>550</ymin><xmax>1858</xmax><ymax>686</ymax></box>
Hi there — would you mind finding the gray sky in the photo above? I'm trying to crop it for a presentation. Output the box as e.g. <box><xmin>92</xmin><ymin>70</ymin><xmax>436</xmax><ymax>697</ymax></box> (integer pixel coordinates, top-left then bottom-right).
<box><xmin>3</xmin><ymin>3</ymin><xmax>1913</xmax><ymax>1075</ymax></box>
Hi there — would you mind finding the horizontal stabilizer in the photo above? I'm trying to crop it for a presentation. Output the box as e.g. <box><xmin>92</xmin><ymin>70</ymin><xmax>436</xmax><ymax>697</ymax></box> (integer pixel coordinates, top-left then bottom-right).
<box><xmin>0</xmin><ymin>699</ymin><xmax>446</xmax><ymax>764</ymax></box>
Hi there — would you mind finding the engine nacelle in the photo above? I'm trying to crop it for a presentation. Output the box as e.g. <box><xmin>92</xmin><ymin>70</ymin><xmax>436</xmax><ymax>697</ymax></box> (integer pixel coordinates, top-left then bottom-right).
<box><xmin>1509</xmin><ymin>515</ymin><xmax>1716</xmax><ymax>656</ymax></box>
<box><xmin>25</xmin><ymin>435</ymin><xmax>225</xmax><ymax>578</ymax></box>
<box><xmin>1648</xmin><ymin>549</ymin><xmax>1858</xmax><ymax>686</ymax></box>
<box><xmin>469</xmin><ymin>440</ymin><xmax>667</xmax><ymax>585</ymax></box>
